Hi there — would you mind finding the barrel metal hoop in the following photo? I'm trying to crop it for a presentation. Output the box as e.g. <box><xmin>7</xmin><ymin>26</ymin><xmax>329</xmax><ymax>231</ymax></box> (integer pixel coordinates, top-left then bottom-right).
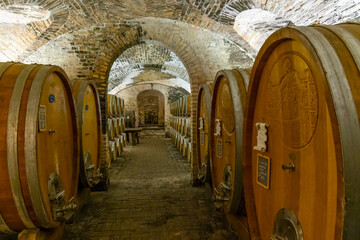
<box><xmin>296</xmin><ymin>26</ymin><xmax>360</xmax><ymax>239</ymax></box>
<box><xmin>25</xmin><ymin>65</ymin><xmax>54</xmax><ymax>228</ymax></box>
<box><xmin>223</xmin><ymin>69</ymin><xmax>246</xmax><ymax>214</ymax></box>
<box><xmin>7</xmin><ymin>64</ymin><xmax>38</xmax><ymax>229</ymax></box>
<box><xmin>0</xmin><ymin>62</ymin><xmax>17</xmax><ymax>234</ymax></box>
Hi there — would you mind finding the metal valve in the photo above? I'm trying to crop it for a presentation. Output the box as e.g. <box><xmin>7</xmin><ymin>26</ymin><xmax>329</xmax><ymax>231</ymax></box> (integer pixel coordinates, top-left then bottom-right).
<box><xmin>55</xmin><ymin>203</ymin><xmax>77</xmax><ymax>217</ymax></box>
<box><xmin>48</xmin><ymin>129</ymin><xmax>57</xmax><ymax>134</ymax></box>
<box><xmin>282</xmin><ymin>162</ymin><xmax>295</xmax><ymax>172</ymax></box>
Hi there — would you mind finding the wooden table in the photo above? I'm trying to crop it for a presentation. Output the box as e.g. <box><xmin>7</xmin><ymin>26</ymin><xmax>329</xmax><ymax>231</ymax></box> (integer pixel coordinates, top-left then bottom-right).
<box><xmin>124</xmin><ymin>128</ymin><xmax>142</xmax><ymax>146</ymax></box>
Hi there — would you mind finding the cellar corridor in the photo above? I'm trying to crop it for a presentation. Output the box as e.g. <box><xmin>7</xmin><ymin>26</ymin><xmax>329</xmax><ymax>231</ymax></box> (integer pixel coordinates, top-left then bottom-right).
<box><xmin>63</xmin><ymin>138</ymin><xmax>237</xmax><ymax>240</ymax></box>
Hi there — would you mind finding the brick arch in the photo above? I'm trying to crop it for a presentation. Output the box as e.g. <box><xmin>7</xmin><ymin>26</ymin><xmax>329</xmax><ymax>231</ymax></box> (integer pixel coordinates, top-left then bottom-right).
<box><xmin>91</xmin><ymin>23</ymin><xmax>210</xmax><ymax>131</ymax></box>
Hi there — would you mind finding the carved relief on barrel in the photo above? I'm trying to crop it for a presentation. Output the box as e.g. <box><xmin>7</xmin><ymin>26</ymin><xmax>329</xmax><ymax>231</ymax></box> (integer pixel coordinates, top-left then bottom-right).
<box><xmin>243</xmin><ymin>23</ymin><xmax>360</xmax><ymax>240</ymax></box>
<box><xmin>210</xmin><ymin>69</ymin><xmax>249</xmax><ymax>215</ymax></box>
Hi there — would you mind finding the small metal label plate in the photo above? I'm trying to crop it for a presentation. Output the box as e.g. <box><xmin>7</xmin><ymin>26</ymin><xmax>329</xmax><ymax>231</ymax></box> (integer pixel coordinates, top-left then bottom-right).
<box><xmin>49</xmin><ymin>94</ymin><xmax>55</xmax><ymax>103</ymax></box>
<box><xmin>200</xmin><ymin>132</ymin><xmax>205</xmax><ymax>145</ymax></box>
<box><xmin>39</xmin><ymin>105</ymin><xmax>47</xmax><ymax>132</ymax></box>
<box><xmin>217</xmin><ymin>139</ymin><xmax>222</xmax><ymax>158</ymax></box>
<box><xmin>257</xmin><ymin>154</ymin><xmax>270</xmax><ymax>189</ymax></box>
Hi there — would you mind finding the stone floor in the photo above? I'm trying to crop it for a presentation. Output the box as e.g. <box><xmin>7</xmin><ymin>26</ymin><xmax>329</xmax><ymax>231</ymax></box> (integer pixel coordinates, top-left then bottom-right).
<box><xmin>0</xmin><ymin>137</ymin><xmax>238</xmax><ymax>240</ymax></box>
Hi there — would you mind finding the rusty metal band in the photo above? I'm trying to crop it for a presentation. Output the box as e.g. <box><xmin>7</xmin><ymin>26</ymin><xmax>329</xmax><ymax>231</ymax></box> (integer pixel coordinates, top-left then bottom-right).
<box><xmin>223</xmin><ymin>69</ymin><xmax>246</xmax><ymax>214</ymax></box>
<box><xmin>296</xmin><ymin>26</ymin><xmax>360</xmax><ymax>239</ymax></box>
<box><xmin>24</xmin><ymin>65</ymin><xmax>53</xmax><ymax>228</ymax></box>
<box><xmin>0</xmin><ymin>62</ymin><xmax>17</xmax><ymax>234</ymax></box>
<box><xmin>7</xmin><ymin>64</ymin><xmax>37</xmax><ymax>229</ymax></box>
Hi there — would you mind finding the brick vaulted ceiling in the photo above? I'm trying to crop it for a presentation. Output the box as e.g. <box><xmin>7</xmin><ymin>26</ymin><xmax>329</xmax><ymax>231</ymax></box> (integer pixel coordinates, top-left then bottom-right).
<box><xmin>0</xmin><ymin>0</ymin><xmax>359</xmax><ymax>102</ymax></box>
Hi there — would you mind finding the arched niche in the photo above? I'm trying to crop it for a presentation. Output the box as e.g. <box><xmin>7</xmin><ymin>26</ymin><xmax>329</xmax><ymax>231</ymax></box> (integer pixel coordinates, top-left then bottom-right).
<box><xmin>137</xmin><ymin>89</ymin><xmax>165</xmax><ymax>126</ymax></box>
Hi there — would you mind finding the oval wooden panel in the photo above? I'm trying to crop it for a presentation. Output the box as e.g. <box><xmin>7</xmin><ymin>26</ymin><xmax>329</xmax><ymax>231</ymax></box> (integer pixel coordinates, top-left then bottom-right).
<box><xmin>72</xmin><ymin>80</ymin><xmax>102</xmax><ymax>188</ymax></box>
<box><xmin>210</xmin><ymin>69</ymin><xmax>248</xmax><ymax>214</ymax></box>
<box><xmin>35</xmin><ymin>71</ymin><xmax>77</xmax><ymax>227</ymax></box>
<box><xmin>196</xmin><ymin>84</ymin><xmax>213</xmax><ymax>183</ymax></box>
<box><xmin>243</xmin><ymin>24</ymin><xmax>360</xmax><ymax>240</ymax></box>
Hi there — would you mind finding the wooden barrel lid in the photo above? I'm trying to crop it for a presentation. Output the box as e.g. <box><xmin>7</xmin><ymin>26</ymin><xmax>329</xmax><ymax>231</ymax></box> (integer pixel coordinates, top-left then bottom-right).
<box><xmin>72</xmin><ymin>80</ymin><xmax>102</xmax><ymax>188</ymax></box>
<box><xmin>196</xmin><ymin>83</ymin><xmax>213</xmax><ymax>183</ymax></box>
<box><xmin>107</xmin><ymin>118</ymin><xmax>115</xmax><ymax>140</ymax></box>
<box><xmin>243</xmin><ymin>23</ymin><xmax>360</xmax><ymax>240</ymax></box>
<box><xmin>0</xmin><ymin>63</ymin><xmax>79</xmax><ymax>232</ymax></box>
<box><xmin>210</xmin><ymin>69</ymin><xmax>249</xmax><ymax>214</ymax></box>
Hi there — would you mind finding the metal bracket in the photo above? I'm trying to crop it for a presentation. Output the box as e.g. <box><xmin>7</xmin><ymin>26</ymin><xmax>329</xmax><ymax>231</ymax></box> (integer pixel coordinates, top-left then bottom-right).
<box><xmin>212</xmin><ymin>164</ymin><xmax>232</xmax><ymax>211</ymax></box>
<box><xmin>198</xmin><ymin>162</ymin><xmax>207</xmax><ymax>183</ymax></box>
<box><xmin>198</xmin><ymin>117</ymin><xmax>204</xmax><ymax>130</ymax></box>
<box><xmin>48</xmin><ymin>173</ymin><xmax>77</xmax><ymax>222</ymax></box>
<box><xmin>282</xmin><ymin>162</ymin><xmax>296</xmax><ymax>173</ymax></box>
<box><xmin>214</xmin><ymin>119</ymin><xmax>221</xmax><ymax>137</ymax></box>
<box><xmin>84</xmin><ymin>152</ymin><xmax>101</xmax><ymax>185</ymax></box>
<box><xmin>253</xmin><ymin>123</ymin><xmax>269</xmax><ymax>152</ymax></box>
<box><xmin>272</xmin><ymin>208</ymin><xmax>304</xmax><ymax>240</ymax></box>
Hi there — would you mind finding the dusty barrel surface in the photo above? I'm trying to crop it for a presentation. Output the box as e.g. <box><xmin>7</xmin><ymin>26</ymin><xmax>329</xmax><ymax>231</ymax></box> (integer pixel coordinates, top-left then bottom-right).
<box><xmin>108</xmin><ymin>140</ymin><xmax>116</xmax><ymax>165</ymax></box>
<box><xmin>72</xmin><ymin>80</ymin><xmax>102</xmax><ymax>188</ymax></box>
<box><xmin>243</xmin><ymin>23</ymin><xmax>360</xmax><ymax>240</ymax></box>
<box><xmin>0</xmin><ymin>63</ymin><xmax>79</xmax><ymax>233</ymax></box>
<box><xmin>107</xmin><ymin>118</ymin><xmax>115</xmax><ymax>140</ymax></box>
<box><xmin>115</xmin><ymin>96</ymin><xmax>121</xmax><ymax>117</ymax></box>
<box><xmin>196</xmin><ymin>83</ymin><xmax>213</xmax><ymax>183</ymax></box>
<box><xmin>184</xmin><ymin>95</ymin><xmax>191</xmax><ymax>116</ymax></box>
<box><xmin>113</xmin><ymin>118</ymin><xmax>120</xmax><ymax>137</ymax></box>
<box><xmin>210</xmin><ymin>69</ymin><xmax>249</xmax><ymax>214</ymax></box>
<box><xmin>120</xmin><ymin>98</ymin><xmax>124</xmax><ymax>116</ymax></box>
<box><xmin>106</xmin><ymin>94</ymin><xmax>116</xmax><ymax>117</ymax></box>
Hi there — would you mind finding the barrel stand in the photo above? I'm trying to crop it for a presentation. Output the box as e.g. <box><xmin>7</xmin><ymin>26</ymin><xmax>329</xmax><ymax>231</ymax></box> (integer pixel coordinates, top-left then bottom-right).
<box><xmin>17</xmin><ymin>187</ymin><xmax>91</xmax><ymax>240</ymax></box>
<box><xmin>226</xmin><ymin>214</ymin><xmax>250</xmax><ymax>240</ymax></box>
<box><xmin>18</xmin><ymin>223</ymin><xmax>65</xmax><ymax>240</ymax></box>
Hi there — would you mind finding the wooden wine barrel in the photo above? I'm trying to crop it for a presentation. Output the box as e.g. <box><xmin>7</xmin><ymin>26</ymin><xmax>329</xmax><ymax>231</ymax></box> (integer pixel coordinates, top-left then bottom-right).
<box><xmin>178</xmin><ymin>98</ymin><xmax>183</xmax><ymax>116</ymax></box>
<box><xmin>115</xmin><ymin>96</ymin><xmax>121</xmax><ymax>117</ymax></box>
<box><xmin>107</xmin><ymin>94</ymin><xmax>116</xmax><ymax>117</ymax></box>
<box><xmin>121</xmin><ymin>98</ymin><xmax>125</xmax><ymax>115</ymax></box>
<box><xmin>170</xmin><ymin>102</ymin><xmax>176</xmax><ymax>115</ymax></box>
<box><xmin>72</xmin><ymin>80</ymin><xmax>102</xmax><ymax>188</ymax></box>
<box><xmin>210</xmin><ymin>69</ymin><xmax>249</xmax><ymax>214</ymax></box>
<box><xmin>125</xmin><ymin>110</ymin><xmax>136</xmax><ymax>128</ymax></box>
<box><xmin>243</xmin><ymin>24</ymin><xmax>360</xmax><ymax>240</ymax></box>
<box><xmin>178</xmin><ymin>118</ymin><xmax>183</xmax><ymax>135</ymax></box>
<box><xmin>196</xmin><ymin>83</ymin><xmax>213</xmax><ymax>183</ymax></box>
<box><xmin>183</xmin><ymin>138</ymin><xmax>189</xmax><ymax>157</ymax></box>
<box><xmin>180</xmin><ymin>96</ymin><xmax>185</xmax><ymax>116</ymax></box>
<box><xmin>120</xmin><ymin>134</ymin><xmax>125</xmax><ymax>149</ymax></box>
<box><xmin>107</xmin><ymin>118</ymin><xmax>115</xmax><ymax>140</ymax></box>
<box><xmin>0</xmin><ymin>63</ymin><xmax>79</xmax><ymax>233</ymax></box>
<box><xmin>113</xmin><ymin>118</ymin><xmax>120</xmax><ymax>137</ymax></box>
<box><xmin>122</xmin><ymin>133</ymin><xmax>126</xmax><ymax>148</ymax></box>
<box><xmin>175</xmin><ymin>117</ymin><xmax>179</xmax><ymax>132</ymax></box>
<box><xmin>118</xmin><ymin>117</ymin><xmax>123</xmax><ymax>134</ymax></box>
<box><xmin>187</xmin><ymin>141</ymin><xmax>192</xmax><ymax>163</ymax></box>
<box><xmin>108</xmin><ymin>140</ymin><xmax>116</xmax><ymax>164</ymax></box>
<box><xmin>184</xmin><ymin>95</ymin><xmax>191</xmax><ymax>116</ymax></box>
<box><xmin>114</xmin><ymin>137</ymin><xmax>121</xmax><ymax>156</ymax></box>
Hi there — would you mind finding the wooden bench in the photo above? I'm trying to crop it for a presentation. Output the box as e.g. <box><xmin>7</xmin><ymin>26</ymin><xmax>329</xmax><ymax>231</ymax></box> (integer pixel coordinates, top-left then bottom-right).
<box><xmin>124</xmin><ymin>127</ymin><xmax>142</xmax><ymax>146</ymax></box>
